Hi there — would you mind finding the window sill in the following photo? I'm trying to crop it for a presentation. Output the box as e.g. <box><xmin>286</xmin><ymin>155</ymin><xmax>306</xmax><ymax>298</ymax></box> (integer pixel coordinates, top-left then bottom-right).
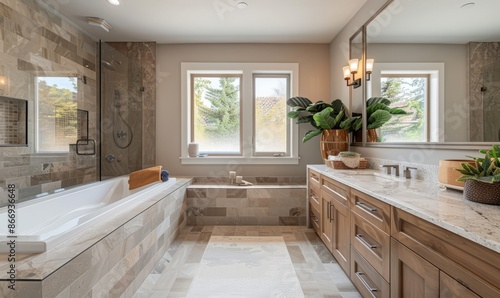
<box><xmin>180</xmin><ymin>156</ymin><xmax>300</xmax><ymax>165</ymax></box>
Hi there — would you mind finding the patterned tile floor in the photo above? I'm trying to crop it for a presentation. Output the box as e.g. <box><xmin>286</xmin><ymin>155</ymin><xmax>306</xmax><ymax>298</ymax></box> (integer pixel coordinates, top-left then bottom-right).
<box><xmin>133</xmin><ymin>226</ymin><xmax>361</xmax><ymax>298</ymax></box>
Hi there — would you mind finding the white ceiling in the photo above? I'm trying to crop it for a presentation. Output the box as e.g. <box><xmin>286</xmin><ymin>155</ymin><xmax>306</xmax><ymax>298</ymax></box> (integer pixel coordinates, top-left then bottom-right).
<box><xmin>42</xmin><ymin>0</ymin><xmax>368</xmax><ymax>43</ymax></box>
<box><xmin>368</xmin><ymin>0</ymin><xmax>500</xmax><ymax>44</ymax></box>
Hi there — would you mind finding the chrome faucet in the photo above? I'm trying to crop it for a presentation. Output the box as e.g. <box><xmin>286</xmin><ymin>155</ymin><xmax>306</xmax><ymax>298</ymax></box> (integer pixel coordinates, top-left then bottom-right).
<box><xmin>381</xmin><ymin>164</ymin><xmax>400</xmax><ymax>177</ymax></box>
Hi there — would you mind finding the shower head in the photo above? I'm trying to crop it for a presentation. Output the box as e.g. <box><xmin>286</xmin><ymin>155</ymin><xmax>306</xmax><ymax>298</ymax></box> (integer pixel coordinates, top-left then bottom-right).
<box><xmin>101</xmin><ymin>60</ymin><xmax>115</xmax><ymax>71</ymax></box>
<box><xmin>101</xmin><ymin>59</ymin><xmax>122</xmax><ymax>71</ymax></box>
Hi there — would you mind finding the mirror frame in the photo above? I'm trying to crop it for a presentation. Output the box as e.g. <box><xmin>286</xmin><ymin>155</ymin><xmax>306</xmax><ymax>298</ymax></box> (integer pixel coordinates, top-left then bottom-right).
<box><xmin>349</xmin><ymin>27</ymin><xmax>366</xmax><ymax>147</ymax></box>
<box><xmin>350</xmin><ymin>0</ymin><xmax>498</xmax><ymax>150</ymax></box>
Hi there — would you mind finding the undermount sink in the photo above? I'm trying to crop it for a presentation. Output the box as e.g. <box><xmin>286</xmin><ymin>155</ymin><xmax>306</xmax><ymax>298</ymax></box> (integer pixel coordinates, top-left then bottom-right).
<box><xmin>347</xmin><ymin>172</ymin><xmax>404</xmax><ymax>182</ymax></box>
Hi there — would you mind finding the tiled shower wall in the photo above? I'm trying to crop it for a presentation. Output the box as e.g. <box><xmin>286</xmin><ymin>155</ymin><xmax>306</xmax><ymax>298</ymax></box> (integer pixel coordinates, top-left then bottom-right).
<box><xmin>101</xmin><ymin>42</ymin><xmax>156</xmax><ymax>178</ymax></box>
<box><xmin>0</xmin><ymin>0</ymin><xmax>98</xmax><ymax>205</ymax></box>
<box><xmin>469</xmin><ymin>42</ymin><xmax>500</xmax><ymax>142</ymax></box>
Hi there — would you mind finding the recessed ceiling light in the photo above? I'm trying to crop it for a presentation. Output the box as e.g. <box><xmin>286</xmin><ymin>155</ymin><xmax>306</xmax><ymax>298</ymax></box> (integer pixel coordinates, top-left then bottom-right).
<box><xmin>107</xmin><ymin>0</ymin><xmax>120</xmax><ymax>5</ymax></box>
<box><xmin>237</xmin><ymin>2</ymin><xmax>248</xmax><ymax>9</ymax></box>
<box><xmin>87</xmin><ymin>17</ymin><xmax>112</xmax><ymax>32</ymax></box>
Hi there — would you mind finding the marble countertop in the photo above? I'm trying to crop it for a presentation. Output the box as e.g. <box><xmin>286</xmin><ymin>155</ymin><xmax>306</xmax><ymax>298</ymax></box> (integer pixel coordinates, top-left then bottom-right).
<box><xmin>308</xmin><ymin>165</ymin><xmax>500</xmax><ymax>254</ymax></box>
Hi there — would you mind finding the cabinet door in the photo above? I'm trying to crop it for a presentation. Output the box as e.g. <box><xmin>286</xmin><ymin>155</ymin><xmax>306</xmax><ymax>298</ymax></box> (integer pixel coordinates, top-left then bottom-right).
<box><xmin>440</xmin><ymin>271</ymin><xmax>480</xmax><ymax>298</ymax></box>
<box><xmin>391</xmin><ymin>238</ymin><xmax>439</xmax><ymax>298</ymax></box>
<box><xmin>331</xmin><ymin>197</ymin><xmax>350</xmax><ymax>274</ymax></box>
<box><xmin>321</xmin><ymin>190</ymin><xmax>334</xmax><ymax>250</ymax></box>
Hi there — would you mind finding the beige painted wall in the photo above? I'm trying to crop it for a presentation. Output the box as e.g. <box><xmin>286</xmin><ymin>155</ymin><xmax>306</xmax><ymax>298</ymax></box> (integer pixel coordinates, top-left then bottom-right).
<box><xmin>329</xmin><ymin>0</ymin><xmax>488</xmax><ymax>165</ymax></box>
<box><xmin>156</xmin><ymin>44</ymin><xmax>330</xmax><ymax>176</ymax></box>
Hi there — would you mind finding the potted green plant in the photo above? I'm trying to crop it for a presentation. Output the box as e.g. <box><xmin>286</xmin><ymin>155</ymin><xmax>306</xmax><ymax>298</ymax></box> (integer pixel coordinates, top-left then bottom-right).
<box><xmin>455</xmin><ymin>145</ymin><xmax>500</xmax><ymax>204</ymax></box>
<box><xmin>352</xmin><ymin>97</ymin><xmax>408</xmax><ymax>142</ymax></box>
<box><xmin>287</xmin><ymin>97</ymin><xmax>356</xmax><ymax>159</ymax></box>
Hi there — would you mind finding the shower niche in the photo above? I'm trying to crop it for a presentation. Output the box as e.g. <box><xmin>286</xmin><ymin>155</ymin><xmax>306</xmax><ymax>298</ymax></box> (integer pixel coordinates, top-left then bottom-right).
<box><xmin>0</xmin><ymin>96</ymin><xmax>28</xmax><ymax>147</ymax></box>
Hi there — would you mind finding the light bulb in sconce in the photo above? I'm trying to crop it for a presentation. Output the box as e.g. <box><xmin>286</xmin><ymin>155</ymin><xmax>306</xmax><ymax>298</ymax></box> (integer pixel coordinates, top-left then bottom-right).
<box><xmin>343</xmin><ymin>66</ymin><xmax>351</xmax><ymax>80</ymax></box>
<box><xmin>349</xmin><ymin>59</ymin><xmax>359</xmax><ymax>74</ymax></box>
<box><xmin>343</xmin><ymin>61</ymin><xmax>361</xmax><ymax>88</ymax></box>
<box><xmin>0</xmin><ymin>76</ymin><xmax>6</xmax><ymax>85</ymax></box>
<box><xmin>366</xmin><ymin>59</ymin><xmax>374</xmax><ymax>81</ymax></box>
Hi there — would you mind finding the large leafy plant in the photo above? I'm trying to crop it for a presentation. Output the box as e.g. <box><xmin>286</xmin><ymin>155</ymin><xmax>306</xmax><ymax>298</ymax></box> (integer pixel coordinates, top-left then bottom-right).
<box><xmin>455</xmin><ymin>145</ymin><xmax>500</xmax><ymax>183</ymax></box>
<box><xmin>352</xmin><ymin>97</ymin><xmax>408</xmax><ymax>132</ymax></box>
<box><xmin>287</xmin><ymin>97</ymin><xmax>355</xmax><ymax>143</ymax></box>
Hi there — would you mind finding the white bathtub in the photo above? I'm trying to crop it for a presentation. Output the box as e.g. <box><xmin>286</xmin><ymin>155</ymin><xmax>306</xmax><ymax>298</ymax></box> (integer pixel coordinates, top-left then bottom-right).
<box><xmin>0</xmin><ymin>176</ymin><xmax>177</xmax><ymax>254</ymax></box>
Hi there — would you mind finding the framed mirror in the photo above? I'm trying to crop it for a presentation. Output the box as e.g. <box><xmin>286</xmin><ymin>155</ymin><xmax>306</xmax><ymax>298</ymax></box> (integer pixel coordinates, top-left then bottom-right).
<box><xmin>356</xmin><ymin>0</ymin><xmax>500</xmax><ymax>147</ymax></box>
<box><xmin>349</xmin><ymin>27</ymin><xmax>365</xmax><ymax>144</ymax></box>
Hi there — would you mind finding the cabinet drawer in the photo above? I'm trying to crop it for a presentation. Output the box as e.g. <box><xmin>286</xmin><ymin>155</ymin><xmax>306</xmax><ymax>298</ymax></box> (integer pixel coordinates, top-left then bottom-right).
<box><xmin>351</xmin><ymin>211</ymin><xmax>390</xmax><ymax>281</ymax></box>
<box><xmin>321</xmin><ymin>176</ymin><xmax>349</xmax><ymax>206</ymax></box>
<box><xmin>309</xmin><ymin>187</ymin><xmax>321</xmax><ymax>214</ymax></box>
<box><xmin>309</xmin><ymin>169</ymin><xmax>321</xmax><ymax>192</ymax></box>
<box><xmin>351</xmin><ymin>247</ymin><xmax>389</xmax><ymax>298</ymax></box>
<box><xmin>351</xmin><ymin>189</ymin><xmax>390</xmax><ymax>234</ymax></box>
<box><xmin>392</xmin><ymin>208</ymin><xmax>500</xmax><ymax>298</ymax></box>
<box><xmin>309</xmin><ymin>203</ymin><xmax>321</xmax><ymax>235</ymax></box>
<box><xmin>440</xmin><ymin>271</ymin><xmax>480</xmax><ymax>298</ymax></box>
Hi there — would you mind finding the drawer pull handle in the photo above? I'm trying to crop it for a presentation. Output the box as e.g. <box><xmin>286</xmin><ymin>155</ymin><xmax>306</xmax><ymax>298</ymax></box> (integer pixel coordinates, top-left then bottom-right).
<box><xmin>355</xmin><ymin>272</ymin><xmax>377</xmax><ymax>292</ymax></box>
<box><xmin>329</xmin><ymin>202</ymin><xmax>334</xmax><ymax>223</ymax></box>
<box><xmin>356</xmin><ymin>234</ymin><xmax>377</xmax><ymax>249</ymax></box>
<box><xmin>327</xmin><ymin>202</ymin><xmax>331</xmax><ymax>220</ymax></box>
<box><xmin>356</xmin><ymin>202</ymin><xmax>377</xmax><ymax>212</ymax></box>
<box><xmin>311</xmin><ymin>194</ymin><xmax>318</xmax><ymax>201</ymax></box>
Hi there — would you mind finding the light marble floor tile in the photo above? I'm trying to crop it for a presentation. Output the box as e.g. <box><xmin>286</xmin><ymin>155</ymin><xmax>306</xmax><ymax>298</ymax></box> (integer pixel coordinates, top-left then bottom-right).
<box><xmin>134</xmin><ymin>226</ymin><xmax>359</xmax><ymax>298</ymax></box>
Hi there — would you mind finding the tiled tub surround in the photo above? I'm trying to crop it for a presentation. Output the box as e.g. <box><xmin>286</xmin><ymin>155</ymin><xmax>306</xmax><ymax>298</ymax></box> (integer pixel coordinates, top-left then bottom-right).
<box><xmin>187</xmin><ymin>176</ymin><xmax>307</xmax><ymax>226</ymax></box>
<box><xmin>308</xmin><ymin>165</ymin><xmax>500</xmax><ymax>254</ymax></box>
<box><xmin>0</xmin><ymin>178</ymin><xmax>191</xmax><ymax>298</ymax></box>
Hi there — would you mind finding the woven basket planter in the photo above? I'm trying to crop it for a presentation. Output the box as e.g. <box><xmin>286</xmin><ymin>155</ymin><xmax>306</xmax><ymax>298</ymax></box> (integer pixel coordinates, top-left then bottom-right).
<box><xmin>463</xmin><ymin>180</ymin><xmax>500</xmax><ymax>205</ymax></box>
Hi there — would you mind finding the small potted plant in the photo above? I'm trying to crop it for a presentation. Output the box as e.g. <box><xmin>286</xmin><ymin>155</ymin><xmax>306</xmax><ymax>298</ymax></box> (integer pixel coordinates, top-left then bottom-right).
<box><xmin>352</xmin><ymin>97</ymin><xmax>408</xmax><ymax>142</ymax></box>
<box><xmin>287</xmin><ymin>97</ymin><xmax>356</xmax><ymax>159</ymax></box>
<box><xmin>455</xmin><ymin>145</ymin><xmax>500</xmax><ymax>204</ymax></box>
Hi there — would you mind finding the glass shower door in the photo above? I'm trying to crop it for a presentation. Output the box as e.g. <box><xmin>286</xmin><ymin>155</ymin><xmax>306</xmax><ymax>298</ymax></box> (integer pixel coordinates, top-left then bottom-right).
<box><xmin>482</xmin><ymin>62</ymin><xmax>500</xmax><ymax>142</ymax></box>
<box><xmin>100</xmin><ymin>41</ymin><xmax>143</xmax><ymax>179</ymax></box>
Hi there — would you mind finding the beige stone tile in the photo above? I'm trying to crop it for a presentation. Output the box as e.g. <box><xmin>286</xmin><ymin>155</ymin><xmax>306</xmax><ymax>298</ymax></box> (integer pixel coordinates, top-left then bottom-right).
<box><xmin>134</xmin><ymin>226</ymin><xmax>358</xmax><ymax>297</ymax></box>
<box><xmin>287</xmin><ymin>245</ymin><xmax>307</xmax><ymax>264</ymax></box>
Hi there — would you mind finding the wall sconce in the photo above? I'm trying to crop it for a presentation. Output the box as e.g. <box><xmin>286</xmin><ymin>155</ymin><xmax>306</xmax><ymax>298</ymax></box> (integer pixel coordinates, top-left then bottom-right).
<box><xmin>366</xmin><ymin>59</ymin><xmax>374</xmax><ymax>81</ymax></box>
<box><xmin>343</xmin><ymin>59</ymin><xmax>361</xmax><ymax>88</ymax></box>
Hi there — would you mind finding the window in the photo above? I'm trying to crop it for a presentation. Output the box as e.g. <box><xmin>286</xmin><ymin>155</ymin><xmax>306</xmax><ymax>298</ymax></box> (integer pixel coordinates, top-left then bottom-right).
<box><xmin>253</xmin><ymin>74</ymin><xmax>289</xmax><ymax>155</ymax></box>
<box><xmin>181</xmin><ymin>63</ymin><xmax>299</xmax><ymax>165</ymax></box>
<box><xmin>191</xmin><ymin>74</ymin><xmax>242</xmax><ymax>155</ymax></box>
<box><xmin>36</xmin><ymin>76</ymin><xmax>78</xmax><ymax>153</ymax></box>
<box><xmin>368</xmin><ymin>63</ymin><xmax>443</xmax><ymax>142</ymax></box>
<box><xmin>379</xmin><ymin>75</ymin><xmax>429</xmax><ymax>142</ymax></box>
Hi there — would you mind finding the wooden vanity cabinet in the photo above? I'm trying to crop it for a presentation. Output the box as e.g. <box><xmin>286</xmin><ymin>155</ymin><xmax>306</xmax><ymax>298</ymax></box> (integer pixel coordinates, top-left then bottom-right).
<box><xmin>320</xmin><ymin>176</ymin><xmax>351</xmax><ymax>274</ymax></box>
<box><xmin>308</xmin><ymin>169</ymin><xmax>321</xmax><ymax>234</ymax></box>
<box><xmin>307</xmin><ymin>168</ymin><xmax>500</xmax><ymax>298</ymax></box>
<box><xmin>392</xmin><ymin>208</ymin><xmax>500</xmax><ymax>298</ymax></box>
<box><xmin>440</xmin><ymin>271</ymin><xmax>480</xmax><ymax>298</ymax></box>
<box><xmin>391</xmin><ymin>238</ymin><xmax>439</xmax><ymax>298</ymax></box>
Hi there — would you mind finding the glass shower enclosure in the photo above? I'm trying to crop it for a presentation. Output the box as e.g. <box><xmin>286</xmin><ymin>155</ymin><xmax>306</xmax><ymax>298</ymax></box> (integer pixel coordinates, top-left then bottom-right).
<box><xmin>482</xmin><ymin>62</ymin><xmax>500</xmax><ymax>142</ymax></box>
<box><xmin>100</xmin><ymin>41</ymin><xmax>144</xmax><ymax>179</ymax></box>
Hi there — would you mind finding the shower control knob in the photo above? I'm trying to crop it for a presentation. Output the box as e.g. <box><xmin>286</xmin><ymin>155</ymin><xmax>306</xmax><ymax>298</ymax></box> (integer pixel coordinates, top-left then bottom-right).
<box><xmin>105</xmin><ymin>154</ymin><xmax>116</xmax><ymax>162</ymax></box>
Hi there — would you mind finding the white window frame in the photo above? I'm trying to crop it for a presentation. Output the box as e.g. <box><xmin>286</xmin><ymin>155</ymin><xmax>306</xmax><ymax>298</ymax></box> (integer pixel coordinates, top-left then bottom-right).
<box><xmin>180</xmin><ymin>62</ymin><xmax>300</xmax><ymax>165</ymax></box>
<box><xmin>35</xmin><ymin>75</ymin><xmax>79</xmax><ymax>154</ymax></box>
<box><xmin>369</xmin><ymin>63</ymin><xmax>444</xmax><ymax>142</ymax></box>
<box><xmin>380</xmin><ymin>73</ymin><xmax>430</xmax><ymax>142</ymax></box>
<box><xmin>252</xmin><ymin>73</ymin><xmax>291</xmax><ymax>156</ymax></box>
